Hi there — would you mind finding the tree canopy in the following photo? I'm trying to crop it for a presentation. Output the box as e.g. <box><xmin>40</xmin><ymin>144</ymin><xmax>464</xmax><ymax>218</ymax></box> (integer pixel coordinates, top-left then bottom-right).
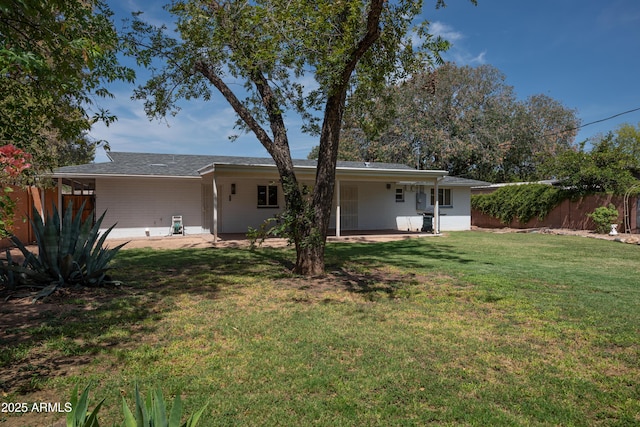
<box><xmin>0</xmin><ymin>0</ymin><xmax>134</xmax><ymax>171</ymax></box>
<box><xmin>310</xmin><ymin>63</ymin><xmax>579</xmax><ymax>183</ymax></box>
<box><xmin>542</xmin><ymin>123</ymin><xmax>640</xmax><ymax>195</ymax></box>
<box><xmin>124</xmin><ymin>0</ymin><xmax>470</xmax><ymax>275</ymax></box>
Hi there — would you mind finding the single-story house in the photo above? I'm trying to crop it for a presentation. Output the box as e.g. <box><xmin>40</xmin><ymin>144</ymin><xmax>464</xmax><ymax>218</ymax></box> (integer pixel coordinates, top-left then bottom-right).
<box><xmin>51</xmin><ymin>152</ymin><xmax>487</xmax><ymax>240</ymax></box>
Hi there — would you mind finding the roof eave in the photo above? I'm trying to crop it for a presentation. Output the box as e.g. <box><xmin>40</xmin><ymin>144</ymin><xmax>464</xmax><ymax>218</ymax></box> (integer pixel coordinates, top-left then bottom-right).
<box><xmin>200</xmin><ymin>162</ymin><xmax>448</xmax><ymax>179</ymax></box>
<box><xmin>50</xmin><ymin>172</ymin><xmax>200</xmax><ymax>180</ymax></box>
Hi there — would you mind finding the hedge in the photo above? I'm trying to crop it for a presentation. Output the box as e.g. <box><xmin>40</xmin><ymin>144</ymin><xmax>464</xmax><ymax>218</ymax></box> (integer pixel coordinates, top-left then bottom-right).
<box><xmin>471</xmin><ymin>184</ymin><xmax>569</xmax><ymax>225</ymax></box>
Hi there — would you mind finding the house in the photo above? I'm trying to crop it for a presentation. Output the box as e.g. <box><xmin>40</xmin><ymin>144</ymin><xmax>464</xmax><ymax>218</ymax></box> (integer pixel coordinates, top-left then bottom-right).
<box><xmin>51</xmin><ymin>152</ymin><xmax>486</xmax><ymax>240</ymax></box>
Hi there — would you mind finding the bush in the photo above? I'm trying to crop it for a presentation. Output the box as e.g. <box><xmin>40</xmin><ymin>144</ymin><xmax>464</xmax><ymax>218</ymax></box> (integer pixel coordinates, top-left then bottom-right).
<box><xmin>588</xmin><ymin>204</ymin><xmax>619</xmax><ymax>234</ymax></box>
<box><xmin>471</xmin><ymin>184</ymin><xmax>568</xmax><ymax>225</ymax></box>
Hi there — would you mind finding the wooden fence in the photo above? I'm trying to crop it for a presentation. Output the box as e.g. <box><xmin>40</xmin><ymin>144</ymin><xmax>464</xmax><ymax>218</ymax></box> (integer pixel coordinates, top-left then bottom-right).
<box><xmin>472</xmin><ymin>193</ymin><xmax>639</xmax><ymax>233</ymax></box>
<box><xmin>0</xmin><ymin>187</ymin><xmax>89</xmax><ymax>249</ymax></box>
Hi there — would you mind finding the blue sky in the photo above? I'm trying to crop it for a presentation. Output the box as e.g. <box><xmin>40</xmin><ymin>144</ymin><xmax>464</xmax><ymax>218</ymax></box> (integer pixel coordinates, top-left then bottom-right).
<box><xmin>91</xmin><ymin>0</ymin><xmax>640</xmax><ymax>163</ymax></box>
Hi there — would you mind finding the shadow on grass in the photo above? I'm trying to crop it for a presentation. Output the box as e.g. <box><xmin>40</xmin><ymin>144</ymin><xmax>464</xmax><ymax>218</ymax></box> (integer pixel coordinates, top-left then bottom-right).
<box><xmin>0</xmin><ymin>287</ymin><xmax>159</xmax><ymax>393</ymax></box>
<box><xmin>1</xmin><ymin>239</ymin><xmax>471</xmax><ymax>393</ymax></box>
<box><xmin>1</xmin><ymin>247</ymin><xmax>272</xmax><ymax>394</ymax></box>
<box><xmin>326</xmin><ymin>238</ymin><xmax>475</xmax><ymax>271</ymax></box>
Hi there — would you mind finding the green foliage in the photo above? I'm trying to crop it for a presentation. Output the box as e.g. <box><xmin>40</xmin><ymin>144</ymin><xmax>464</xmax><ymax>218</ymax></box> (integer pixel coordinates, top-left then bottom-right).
<box><xmin>67</xmin><ymin>384</ymin><xmax>105</xmax><ymax>427</ymax></box>
<box><xmin>64</xmin><ymin>383</ymin><xmax>207</xmax><ymax>426</ymax></box>
<box><xmin>471</xmin><ymin>183</ymin><xmax>567</xmax><ymax>224</ymax></box>
<box><xmin>0</xmin><ymin>0</ymin><xmax>134</xmax><ymax>169</ymax></box>
<box><xmin>588</xmin><ymin>204</ymin><xmax>619</xmax><ymax>234</ymax></box>
<box><xmin>543</xmin><ymin>130</ymin><xmax>640</xmax><ymax>195</ymax></box>
<box><xmin>5</xmin><ymin>234</ymin><xmax>640</xmax><ymax>424</ymax></box>
<box><xmin>247</xmin><ymin>182</ymin><xmax>322</xmax><ymax>251</ymax></box>
<box><xmin>313</xmin><ymin>63</ymin><xmax>579</xmax><ymax>182</ymax></box>
<box><xmin>246</xmin><ymin>217</ymin><xmax>281</xmax><ymax>249</ymax></box>
<box><xmin>614</xmin><ymin>121</ymin><xmax>640</xmax><ymax>166</ymax></box>
<box><xmin>0</xmin><ymin>186</ymin><xmax>16</xmax><ymax>238</ymax></box>
<box><xmin>121</xmin><ymin>384</ymin><xmax>207</xmax><ymax>427</ymax></box>
<box><xmin>0</xmin><ymin>202</ymin><xmax>125</xmax><ymax>295</ymax></box>
<box><xmin>0</xmin><ymin>144</ymin><xmax>32</xmax><ymax>236</ymax></box>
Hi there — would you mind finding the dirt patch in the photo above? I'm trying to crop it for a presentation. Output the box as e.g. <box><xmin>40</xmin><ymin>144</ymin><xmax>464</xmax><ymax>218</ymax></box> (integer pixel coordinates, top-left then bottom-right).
<box><xmin>0</xmin><ymin>285</ymin><xmax>128</xmax><ymax>396</ymax></box>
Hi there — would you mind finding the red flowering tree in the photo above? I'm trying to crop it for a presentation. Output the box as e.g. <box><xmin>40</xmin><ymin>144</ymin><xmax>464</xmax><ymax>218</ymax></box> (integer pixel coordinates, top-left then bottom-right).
<box><xmin>0</xmin><ymin>144</ymin><xmax>32</xmax><ymax>237</ymax></box>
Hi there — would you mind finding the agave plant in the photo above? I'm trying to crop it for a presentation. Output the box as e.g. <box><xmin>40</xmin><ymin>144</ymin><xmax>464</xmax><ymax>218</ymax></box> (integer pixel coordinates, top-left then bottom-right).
<box><xmin>122</xmin><ymin>384</ymin><xmax>208</xmax><ymax>427</ymax></box>
<box><xmin>67</xmin><ymin>383</ymin><xmax>105</xmax><ymax>427</ymax></box>
<box><xmin>0</xmin><ymin>201</ymin><xmax>125</xmax><ymax>296</ymax></box>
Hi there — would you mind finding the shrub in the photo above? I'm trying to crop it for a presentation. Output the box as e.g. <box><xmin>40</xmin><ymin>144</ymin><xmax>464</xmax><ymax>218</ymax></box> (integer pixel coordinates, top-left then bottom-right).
<box><xmin>588</xmin><ymin>204</ymin><xmax>619</xmax><ymax>234</ymax></box>
<box><xmin>471</xmin><ymin>183</ymin><xmax>568</xmax><ymax>225</ymax></box>
<box><xmin>0</xmin><ymin>202</ymin><xmax>125</xmax><ymax>298</ymax></box>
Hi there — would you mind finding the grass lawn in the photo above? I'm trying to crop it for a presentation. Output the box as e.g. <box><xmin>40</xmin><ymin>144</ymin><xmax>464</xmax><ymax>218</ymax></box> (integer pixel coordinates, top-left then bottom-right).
<box><xmin>1</xmin><ymin>231</ymin><xmax>639</xmax><ymax>426</ymax></box>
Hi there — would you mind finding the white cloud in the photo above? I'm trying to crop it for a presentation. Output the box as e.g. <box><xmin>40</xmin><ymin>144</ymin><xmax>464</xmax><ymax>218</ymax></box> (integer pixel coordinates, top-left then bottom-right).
<box><xmin>430</xmin><ymin>21</ymin><xmax>464</xmax><ymax>43</ymax></box>
<box><xmin>451</xmin><ymin>50</ymin><xmax>487</xmax><ymax>66</ymax></box>
<box><xmin>428</xmin><ymin>21</ymin><xmax>487</xmax><ymax>66</ymax></box>
<box><xmin>88</xmin><ymin>86</ymin><xmax>317</xmax><ymax>163</ymax></box>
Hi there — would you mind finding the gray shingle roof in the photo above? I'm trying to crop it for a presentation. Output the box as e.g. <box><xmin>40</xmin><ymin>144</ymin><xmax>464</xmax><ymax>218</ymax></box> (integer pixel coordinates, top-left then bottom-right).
<box><xmin>439</xmin><ymin>176</ymin><xmax>493</xmax><ymax>187</ymax></box>
<box><xmin>54</xmin><ymin>152</ymin><xmax>415</xmax><ymax>177</ymax></box>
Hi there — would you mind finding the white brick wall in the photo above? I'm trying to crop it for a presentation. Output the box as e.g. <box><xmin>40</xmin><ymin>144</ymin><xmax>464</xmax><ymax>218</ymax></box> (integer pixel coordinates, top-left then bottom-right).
<box><xmin>96</xmin><ymin>177</ymin><xmax>203</xmax><ymax>238</ymax></box>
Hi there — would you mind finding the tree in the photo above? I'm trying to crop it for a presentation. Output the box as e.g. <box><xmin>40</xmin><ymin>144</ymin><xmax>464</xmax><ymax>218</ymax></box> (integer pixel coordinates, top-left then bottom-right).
<box><xmin>542</xmin><ymin>125</ymin><xmax>640</xmax><ymax>195</ymax></box>
<box><xmin>613</xmin><ymin>122</ymin><xmax>640</xmax><ymax>169</ymax></box>
<box><xmin>124</xmin><ymin>0</ymin><xmax>470</xmax><ymax>275</ymax></box>
<box><xmin>501</xmin><ymin>94</ymin><xmax>578</xmax><ymax>182</ymax></box>
<box><xmin>0</xmin><ymin>0</ymin><xmax>134</xmax><ymax>171</ymax></box>
<box><xmin>314</xmin><ymin>63</ymin><xmax>579</xmax><ymax>182</ymax></box>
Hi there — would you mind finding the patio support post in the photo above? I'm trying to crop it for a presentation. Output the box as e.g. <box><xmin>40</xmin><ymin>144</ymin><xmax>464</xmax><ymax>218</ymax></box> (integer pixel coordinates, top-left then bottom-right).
<box><xmin>212</xmin><ymin>172</ymin><xmax>218</xmax><ymax>242</ymax></box>
<box><xmin>57</xmin><ymin>178</ymin><xmax>63</xmax><ymax>225</ymax></box>
<box><xmin>336</xmin><ymin>179</ymin><xmax>341</xmax><ymax>237</ymax></box>
<box><xmin>433</xmin><ymin>177</ymin><xmax>440</xmax><ymax>234</ymax></box>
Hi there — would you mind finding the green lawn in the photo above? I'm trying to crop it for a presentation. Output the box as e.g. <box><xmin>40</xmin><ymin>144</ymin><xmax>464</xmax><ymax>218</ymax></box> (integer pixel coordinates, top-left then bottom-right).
<box><xmin>1</xmin><ymin>231</ymin><xmax>639</xmax><ymax>426</ymax></box>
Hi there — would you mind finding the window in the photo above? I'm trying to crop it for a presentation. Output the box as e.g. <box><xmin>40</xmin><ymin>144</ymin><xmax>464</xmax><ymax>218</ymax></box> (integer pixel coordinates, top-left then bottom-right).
<box><xmin>395</xmin><ymin>187</ymin><xmax>404</xmax><ymax>202</ymax></box>
<box><xmin>257</xmin><ymin>185</ymin><xmax>278</xmax><ymax>208</ymax></box>
<box><xmin>430</xmin><ymin>188</ymin><xmax>452</xmax><ymax>206</ymax></box>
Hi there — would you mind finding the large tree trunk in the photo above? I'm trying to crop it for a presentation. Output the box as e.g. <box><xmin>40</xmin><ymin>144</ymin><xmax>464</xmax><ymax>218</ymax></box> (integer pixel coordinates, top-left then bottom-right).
<box><xmin>292</xmin><ymin>2</ymin><xmax>384</xmax><ymax>275</ymax></box>
<box><xmin>197</xmin><ymin>2</ymin><xmax>385</xmax><ymax>277</ymax></box>
<box><xmin>292</xmin><ymin>93</ymin><xmax>345</xmax><ymax>276</ymax></box>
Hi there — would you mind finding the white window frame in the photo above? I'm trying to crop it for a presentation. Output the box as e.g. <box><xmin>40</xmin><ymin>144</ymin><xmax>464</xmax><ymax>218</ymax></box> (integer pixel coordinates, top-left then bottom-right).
<box><xmin>395</xmin><ymin>187</ymin><xmax>405</xmax><ymax>203</ymax></box>
<box><xmin>430</xmin><ymin>188</ymin><xmax>452</xmax><ymax>207</ymax></box>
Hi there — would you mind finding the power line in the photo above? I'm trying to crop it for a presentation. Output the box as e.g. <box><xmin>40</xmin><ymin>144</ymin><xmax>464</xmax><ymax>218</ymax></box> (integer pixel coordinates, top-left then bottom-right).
<box><xmin>544</xmin><ymin>106</ymin><xmax>640</xmax><ymax>139</ymax></box>
<box><xmin>579</xmin><ymin>106</ymin><xmax>640</xmax><ymax>130</ymax></box>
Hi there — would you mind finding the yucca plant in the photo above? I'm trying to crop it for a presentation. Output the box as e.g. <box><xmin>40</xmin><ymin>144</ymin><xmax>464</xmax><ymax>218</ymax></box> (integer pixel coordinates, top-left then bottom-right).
<box><xmin>0</xmin><ymin>201</ymin><xmax>125</xmax><ymax>297</ymax></box>
<box><xmin>122</xmin><ymin>384</ymin><xmax>208</xmax><ymax>427</ymax></box>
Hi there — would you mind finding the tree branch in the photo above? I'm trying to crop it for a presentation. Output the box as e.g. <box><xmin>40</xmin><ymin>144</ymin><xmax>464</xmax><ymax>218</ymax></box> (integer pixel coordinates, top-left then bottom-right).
<box><xmin>194</xmin><ymin>60</ymin><xmax>274</xmax><ymax>151</ymax></box>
